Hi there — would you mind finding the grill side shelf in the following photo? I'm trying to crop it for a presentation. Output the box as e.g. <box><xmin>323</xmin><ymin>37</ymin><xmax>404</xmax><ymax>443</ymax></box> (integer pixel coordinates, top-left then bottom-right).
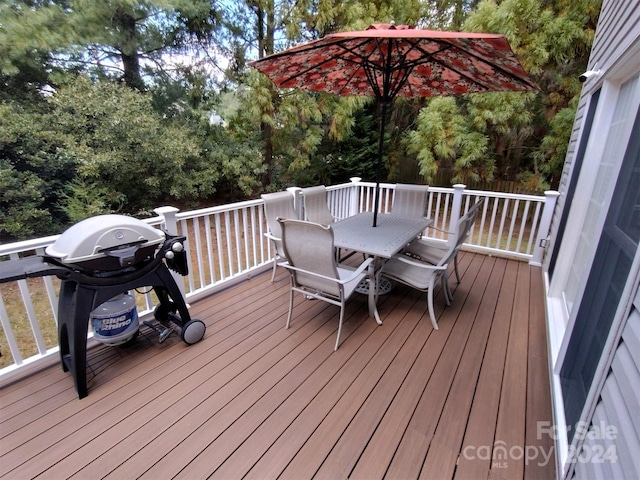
<box><xmin>0</xmin><ymin>256</ymin><xmax>69</xmax><ymax>284</ymax></box>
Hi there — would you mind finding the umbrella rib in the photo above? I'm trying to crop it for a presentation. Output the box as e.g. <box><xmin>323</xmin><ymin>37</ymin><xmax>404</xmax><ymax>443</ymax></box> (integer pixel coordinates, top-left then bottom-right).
<box><xmin>266</xmin><ymin>37</ymin><xmax>393</xmax><ymax>95</ymax></box>
<box><xmin>358</xmin><ymin>36</ymin><xmax>535</xmax><ymax>93</ymax></box>
<box><xmin>253</xmin><ymin>32</ymin><xmax>536</xmax><ymax>96</ymax></box>
<box><xmin>397</xmin><ymin>39</ymin><xmax>498</xmax><ymax>92</ymax></box>
<box><xmin>412</xmin><ymin>38</ymin><xmax>537</xmax><ymax>91</ymax></box>
<box><xmin>268</xmin><ymin>50</ymin><xmax>361</xmax><ymax>91</ymax></box>
<box><xmin>340</xmin><ymin>37</ymin><xmax>419</xmax><ymax>100</ymax></box>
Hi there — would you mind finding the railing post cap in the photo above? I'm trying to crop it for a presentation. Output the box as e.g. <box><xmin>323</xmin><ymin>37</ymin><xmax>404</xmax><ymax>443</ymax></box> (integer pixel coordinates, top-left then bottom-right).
<box><xmin>154</xmin><ymin>206</ymin><xmax>180</xmax><ymax>215</ymax></box>
<box><xmin>350</xmin><ymin>177</ymin><xmax>362</xmax><ymax>183</ymax></box>
<box><xmin>287</xmin><ymin>187</ymin><xmax>301</xmax><ymax>194</ymax></box>
<box><xmin>544</xmin><ymin>190</ymin><xmax>560</xmax><ymax>197</ymax></box>
<box><xmin>453</xmin><ymin>184</ymin><xmax>466</xmax><ymax>190</ymax></box>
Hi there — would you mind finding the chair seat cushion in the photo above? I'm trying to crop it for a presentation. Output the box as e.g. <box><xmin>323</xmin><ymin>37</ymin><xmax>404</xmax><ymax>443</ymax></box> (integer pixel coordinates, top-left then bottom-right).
<box><xmin>383</xmin><ymin>255</ymin><xmax>439</xmax><ymax>290</ymax></box>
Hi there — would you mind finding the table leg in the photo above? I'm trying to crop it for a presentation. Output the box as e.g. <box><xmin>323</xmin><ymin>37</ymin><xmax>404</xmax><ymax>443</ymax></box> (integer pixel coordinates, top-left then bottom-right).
<box><xmin>368</xmin><ymin>260</ymin><xmax>383</xmax><ymax>325</ymax></box>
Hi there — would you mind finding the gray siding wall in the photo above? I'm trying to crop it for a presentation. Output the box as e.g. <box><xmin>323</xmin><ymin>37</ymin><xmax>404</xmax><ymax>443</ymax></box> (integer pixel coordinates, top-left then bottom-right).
<box><xmin>590</xmin><ymin>0</ymin><xmax>640</xmax><ymax>67</ymax></box>
<box><xmin>571</xmin><ymin>286</ymin><xmax>640</xmax><ymax>479</ymax></box>
<box><xmin>546</xmin><ymin>1</ymin><xmax>640</xmax><ymax>478</ymax></box>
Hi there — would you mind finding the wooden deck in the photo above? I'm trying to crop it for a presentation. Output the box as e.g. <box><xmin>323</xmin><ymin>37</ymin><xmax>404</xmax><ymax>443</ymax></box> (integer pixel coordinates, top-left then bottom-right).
<box><xmin>0</xmin><ymin>252</ymin><xmax>555</xmax><ymax>479</ymax></box>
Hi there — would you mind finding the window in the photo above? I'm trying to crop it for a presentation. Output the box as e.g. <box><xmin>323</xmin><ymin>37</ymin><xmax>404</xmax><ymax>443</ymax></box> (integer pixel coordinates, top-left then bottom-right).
<box><xmin>548</xmin><ymin>90</ymin><xmax>600</xmax><ymax>276</ymax></box>
<box><xmin>561</xmin><ymin>77</ymin><xmax>639</xmax><ymax>315</ymax></box>
<box><xmin>560</xmin><ymin>103</ymin><xmax>640</xmax><ymax>443</ymax></box>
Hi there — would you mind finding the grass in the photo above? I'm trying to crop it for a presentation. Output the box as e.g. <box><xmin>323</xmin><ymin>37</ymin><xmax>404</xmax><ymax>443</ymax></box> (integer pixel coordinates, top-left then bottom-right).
<box><xmin>1</xmin><ymin>278</ymin><xmax>59</xmax><ymax>369</ymax></box>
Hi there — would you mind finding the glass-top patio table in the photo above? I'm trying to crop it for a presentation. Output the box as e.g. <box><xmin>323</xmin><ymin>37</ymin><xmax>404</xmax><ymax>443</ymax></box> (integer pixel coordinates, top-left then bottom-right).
<box><xmin>332</xmin><ymin>212</ymin><xmax>432</xmax><ymax>324</ymax></box>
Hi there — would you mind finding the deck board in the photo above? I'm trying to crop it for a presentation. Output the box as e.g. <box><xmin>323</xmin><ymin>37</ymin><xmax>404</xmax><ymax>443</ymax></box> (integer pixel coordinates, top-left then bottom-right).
<box><xmin>385</xmin><ymin>253</ymin><xmax>488</xmax><ymax>480</ymax></box>
<box><xmin>0</xmin><ymin>252</ymin><xmax>554</xmax><ymax>480</ymax></box>
<box><xmin>420</xmin><ymin>257</ymin><xmax>508</xmax><ymax>480</ymax></box>
<box><xmin>453</xmin><ymin>258</ymin><xmax>518</xmax><ymax>479</ymax></box>
<box><xmin>492</xmin><ymin>261</ymin><xmax>531</xmax><ymax>478</ymax></box>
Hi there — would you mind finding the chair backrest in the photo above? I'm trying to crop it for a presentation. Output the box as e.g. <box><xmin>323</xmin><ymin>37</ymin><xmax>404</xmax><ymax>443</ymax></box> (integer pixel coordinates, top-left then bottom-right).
<box><xmin>460</xmin><ymin>198</ymin><xmax>485</xmax><ymax>242</ymax></box>
<box><xmin>453</xmin><ymin>210</ymin><xmax>476</xmax><ymax>252</ymax></box>
<box><xmin>466</xmin><ymin>198</ymin><xmax>485</xmax><ymax>224</ymax></box>
<box><xmin>261</xmin><ymin>191</ymin><xmax>298</xmax><ymax>241</ymax></box>
<box><xmin>302</xmin><ymin>186</ymin><xmax>335</xmax><ymax>225</ymax></box>
<box><xmin>391</xmin><ymin>184</ymin><xmax>429</xmax><ymax>218</ymax></box>
<box><xmin>279</xmin><ymin>219</ymin><xmax>341</xmax><ymax>297</ymax></box>
<box><xmin>434</xmin><ymin>210</ymin><xmax>475</xmax><ymax>267</ymax></box>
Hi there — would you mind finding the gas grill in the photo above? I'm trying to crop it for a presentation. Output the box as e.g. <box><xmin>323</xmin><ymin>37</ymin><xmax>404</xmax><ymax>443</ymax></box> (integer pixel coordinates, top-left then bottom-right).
<box><xmin>0</xmin><ymin>215</ymin><xmax>206</xmax><ymax>398</ymax></box>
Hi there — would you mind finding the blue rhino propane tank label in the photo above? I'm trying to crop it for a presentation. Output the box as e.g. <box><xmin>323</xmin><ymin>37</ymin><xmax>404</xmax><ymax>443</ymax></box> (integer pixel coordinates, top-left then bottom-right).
<box><xmin>91</xmin><ymin>293</ymin><xmax>138</xmax><ymax>337</ymax></box>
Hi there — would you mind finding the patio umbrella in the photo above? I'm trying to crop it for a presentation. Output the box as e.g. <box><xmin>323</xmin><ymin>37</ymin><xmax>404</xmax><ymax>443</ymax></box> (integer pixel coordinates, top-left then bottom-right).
<box><xmin>250</xmin><ymin>23</ymin><xmax>537</xmax><ymax>226</ymax></box>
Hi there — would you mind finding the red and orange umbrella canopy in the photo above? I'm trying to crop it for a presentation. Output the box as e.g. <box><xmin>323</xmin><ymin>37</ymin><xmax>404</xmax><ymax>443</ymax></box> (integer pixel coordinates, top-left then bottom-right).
<box><xmin>250</xmin><ymin>23</ymin><xmax>537</xmax><ymax>102</ymax></box>
<box><xmin>250</xmin><ymin>23</ymin><xmax>537</xmax><ymax>226</ymax></box>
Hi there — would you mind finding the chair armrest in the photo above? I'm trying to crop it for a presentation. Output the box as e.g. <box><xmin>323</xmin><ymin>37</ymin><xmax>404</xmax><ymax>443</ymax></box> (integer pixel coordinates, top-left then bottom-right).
<box><xmin>428</xmin><ymin>225</ymin><xmax>452</xmax><ymax>235</ymax></box>
<box><xmin>407</xmin><ymin>238</ymin><xmax>448</xmax><ymax>251</ymax></box>
<box><xmin>283</xmin><ymin>257</ymin><xmax>373</xmax><ymax>285</ymax></box>
<box><xmin>342</xmin><ymin>257</ymin><xmax>374</xmax><ymax>279</ymax></box>
<box><xmin>391</xmin><ymin>253</ymin><xmax>447</xmax><ymax>271</ymax></box>
<box><xmin>264</xmin><ymin>232</ymin><xmax>280</xmax><ymax>242</ymax></box>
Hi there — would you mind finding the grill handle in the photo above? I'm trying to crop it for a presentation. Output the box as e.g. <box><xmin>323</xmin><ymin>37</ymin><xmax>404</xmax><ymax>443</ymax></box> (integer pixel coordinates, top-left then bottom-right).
<box><xmin>97</xmin><ymin>239</ymin><xmax>147</xmax><ymax>268</ymax></box>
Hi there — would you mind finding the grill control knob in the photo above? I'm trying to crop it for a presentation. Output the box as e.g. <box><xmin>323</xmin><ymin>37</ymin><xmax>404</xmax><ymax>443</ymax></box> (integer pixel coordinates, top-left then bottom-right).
<box><xmin>165</xmin><ymin>251</ymin><xmax>175</xmax><ymax>260</ymax></box>
<box><xmin>171</xmin><ymin>242</ymin><xmax>184</xmax><ymax>252</ymax></box>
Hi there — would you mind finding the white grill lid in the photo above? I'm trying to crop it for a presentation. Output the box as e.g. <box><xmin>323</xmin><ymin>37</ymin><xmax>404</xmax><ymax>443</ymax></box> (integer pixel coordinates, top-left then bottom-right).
<box><xmin>45</xmin><ymin>214</ymin><xmax>165</xmax><ymax>264</ymax></box>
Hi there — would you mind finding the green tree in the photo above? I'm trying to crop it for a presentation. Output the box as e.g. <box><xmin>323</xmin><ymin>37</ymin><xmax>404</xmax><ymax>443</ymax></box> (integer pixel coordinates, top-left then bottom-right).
<box><xmin>0</xmin><ymin>101</ymin><xmax>78</xmax><ymax>239</ymax></box>
<box><xmin>225</xmin><ymin>0</ymin><xmax>424</xmax><ymax>189</ymax></box>
<box><xmin>423</xmin><ymin>0</ymin><xmax>481</xmax><ymax>29</ymax></box>
<box><xmin>48</xmin><ymin>76</ymin><xmax>211</xmax><ymax>216</ymax></box>
<box><xmin>0</xmin><ymin>159</ymin><xmax>60</xmax><ymax>239</ymax></box>
<box><xmin>404</xmin><ymin>0</ymin><xmax>600</xmax><ymax>191</ymax></box>
<box><xmin>0</xmin><ymin>0</ymin><xmax>222</xmax><ymax>91</ymax></box>
<box><xmin>462</xmin><ymin>0</ymin><xmax>599</xmax><ymax>188</ymax></box>
<box><xmin>311</xmin><ymin>102</ymin><xmax>381</xmax><ymax>186</ymax></box>
<box><xmin>1</xmin><ymin>74</ymin><xmax>266</xmax><ymax>238</ymax></box>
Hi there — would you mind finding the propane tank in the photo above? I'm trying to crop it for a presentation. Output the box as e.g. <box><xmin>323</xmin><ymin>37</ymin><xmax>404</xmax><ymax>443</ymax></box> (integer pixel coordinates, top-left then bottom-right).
<box><xmin>91</xmin><ymin>292</ymin><xmax>139</xmax><ymax>346</ymax></box>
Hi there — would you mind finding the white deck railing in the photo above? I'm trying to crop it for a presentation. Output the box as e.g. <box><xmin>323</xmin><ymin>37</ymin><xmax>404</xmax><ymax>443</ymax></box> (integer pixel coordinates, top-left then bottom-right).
<box><xmin>0</xmin><ymin>179</ymin><xmax>558</xmax><ymax>385</ymax></box>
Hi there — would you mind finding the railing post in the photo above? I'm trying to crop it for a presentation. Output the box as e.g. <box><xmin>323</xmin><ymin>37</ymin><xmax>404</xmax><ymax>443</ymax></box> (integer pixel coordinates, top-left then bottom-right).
<box><xmin>449</xmin><ymin>184</ymin><xmax>466</xmax><ymax>246</ymax></box>
<box><xmin>530</xmin><ymin>190</ymin><xmax>560</xmax><ymax>266</ymax></box>
<box><xmin>349</xmin><ymin>177</ymin><xmax>362</xmax><ymax>217</ymax></box>
<box><xmin>154</xmin><ymin>206</ymin><xmax>180</xmax><ymax>235</ymax></box>
<box><xmin>153</xmin><ymin>206</ymin><xmax>187</xmax><ymax>300</ymax></box>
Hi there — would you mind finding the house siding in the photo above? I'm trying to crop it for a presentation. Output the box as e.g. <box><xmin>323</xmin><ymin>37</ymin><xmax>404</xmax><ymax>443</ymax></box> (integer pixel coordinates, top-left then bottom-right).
<box><xmin>544</xmin><ymin>0</ymin><xmax>640</xmax><ymax>478</ymax></box>
<box><xmin>571</xmin><ymin>287</ymin><xmax>640</xmax><ymax>479</ymax></box>
<box><xmin>546</xmin><ymin>90</ymin><xmax>586</xmax><ymax>264</ymax></box>
<box><xmin>590</xmin><ymin>0</ymin><xmax>638</xmax><ymax>67</ymax></box>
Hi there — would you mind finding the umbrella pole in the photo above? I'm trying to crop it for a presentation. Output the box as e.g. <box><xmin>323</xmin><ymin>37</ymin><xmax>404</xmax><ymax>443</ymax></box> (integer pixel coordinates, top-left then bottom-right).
<box><xmin>373</xmin><ymin>100</ymin><xmax>389</xmax><ymax>227</ymax></box>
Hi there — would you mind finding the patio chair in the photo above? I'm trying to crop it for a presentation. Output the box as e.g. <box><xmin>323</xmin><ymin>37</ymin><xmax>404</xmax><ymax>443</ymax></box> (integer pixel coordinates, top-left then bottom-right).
<box><xmin>303</xmin><ymin>185</ymin><xmax>361</xmax><ymax>262</ymax></box>
<box><xmin>261</xmin><ymin>191</ymin><xmax>298</xmax><ymax>282</ymax></box>
<box><xmin>278</xmin><ymin>218</ymin><xmax>373</xmax><ymax>350</ymax></box>
<box><xmin>302</xmin><ymin>185</ymin><xmax>337</xmax><ymax>225</ymax></box>
<box><xmin>383</xmin><ymin>212</ymin><xmax>475</xmax><ymax>330</ymax></box>
<box><xmin>406</xmin><ymin>198</ymin><xmax>485</xmax><ymax>286</ymax></box>
<box><xmin>391</xmin><ymin>184</ymin><xmax>429</xmax><ymax>218</ymax></box>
